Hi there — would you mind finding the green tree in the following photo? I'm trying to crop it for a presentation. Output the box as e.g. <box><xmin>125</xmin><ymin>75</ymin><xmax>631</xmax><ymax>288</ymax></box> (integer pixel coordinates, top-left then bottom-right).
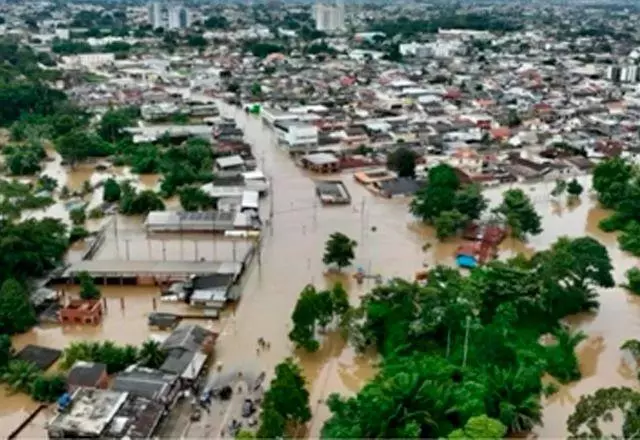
<box><xmin>434</xmin><ymin>210</ymin><xmax>467</xmax><ymax>240</ymax></box>
<box><xmin>289</xmin><ymin>285</ymin><xmax>319</xmax><ymax>352</ymax></box>
<box><xmin>330</xmin><ymin>282</ymin><xmax>350</xmax><ymax>318</ymax></box>
<box><xmin>55</xmin><ymin>129</ymin><xmax>92</xmax><ymax>167</ymax></box>
<box><xmin>387</xmin><ymin>147</ymin><xmax>417</xmax><ymax>178</ymax></box>
<box><xmin>78</xmin><ymin>271</ymin><xmax>101</xmax><ymax>300</ymax></box>
<box><xmin>99</xmin><ymin>107</ymin><xmax>138</xmax><ymax>142</ymax></box>
<box><xmin>567</xmin><ymin>387</ymin><xmax>640</xmax><ymax>438</ymax></box>
<box><xmin>315</xmin><ymin>289</ymin><xmax>334</xmax><ymax>330</ymax></box>
<box><xmin>179</xmin><ymin>186</ymin><xmax>214</xmax><ymax>211</ymax></box>
<box><xmin>323</xmin><ymin>232</ymin><xmax>357</xmax><ymax>270</ymax></box>
<box><xmin>411</xmin><ymin>164</ymin><xmax>487</xmax><ymax>231</ymax></box>
<box><xmin>251</xmin><ymin>82</ymin><xmax>262</xmax><ymax>97</ymax></box>
<box><xmin>619</xmin><ymin>221</ymin><xmax>640</xmax><ymax>256</ymax></box>
<box><xmin>103</xmin><ymin>178</ymin><xmax>121</xmax><ymax>203</ymax></box>
<box><xmin>30</xmin><ymin>374</ymin><xmax>67</xmax><ymax>402</ymax></box>
<box><xmin>544</xmin><ymin>328</ymin><xmax>587</xmax><ymax>383</ymax></box>
<box><xmin>506</xmin><ymin>110</ymin><xmax>521</xmax><ymax>127</ymax></box>
<box><xmin>592</xmin><ymin>157</ymin><xmax>632</xmax><ymax>209</ymax></box>
<box><xmin>448</xmin><ymin>415</ymin><xmax>507</xmax><ymax>439</ymax></box>
<box><xmin>139</xmin><ymin>339</ymin><xmax>166</xmax><ymax>369</ymax></box>
<box><xmin>257</xmin><ymin>407</ymin><xmax>286</xmax><ymax>438</ymax></box>
<box><xmin>0</xmin><ymin>279</ymin><xmax>36</xmax><ymax>335</ymax></box>
<box><xmin>0</xmin><ymin>334</ymin><xmax>13</xmax><ymax>369</ymax></box>
<box><xmin>494</xmin><ymin>188</ymin><xmax>542</xmax><ymax>238</ymax></box>
<box><xmin>625</xmin><ymin>267</ymin><xmax>640</xmax><ymax>295</ymax></box>
<box><xmin>69</xmin><ymin>207</ymin><xmax>86</xmax><ymax>226</ymax></box>
<box><xmin>567</xmin><ymin>178</ymin><xmax>583</xmax><ymax>197</ymax></box>
<box><xmin>259</xmin><ymin>358</ymin><xmax>312</xmax><ymax>433</ymax></box>
<box><xmin>2</xmin><ymin>360</ymin><xmax>40</xmax><ymax>394</ymax></box>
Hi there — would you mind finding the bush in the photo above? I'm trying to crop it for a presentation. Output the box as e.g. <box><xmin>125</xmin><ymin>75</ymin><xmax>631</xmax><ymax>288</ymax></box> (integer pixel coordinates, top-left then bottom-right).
<box><xmin>69</xmin><ymin>226</ymin><xmax>89</xmax><ymax>244</ymax></box>
<box><xmin>625</xmin><ymin>268</ymin><xmax>640</xmax><ymax>295</ymax></box>
<box><xmin>599</xmin><ymin>212</ymin><xmax>630</xmax><ymax>232</ymax></box>
<box><xmin>69</xmin><ymin>207</ymin><xmax>86</xmax><ymax>225</ymax></box>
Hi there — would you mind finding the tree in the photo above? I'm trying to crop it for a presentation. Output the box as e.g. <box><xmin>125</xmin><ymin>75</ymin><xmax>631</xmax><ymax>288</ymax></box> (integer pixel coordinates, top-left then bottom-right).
<box><xmin>2</xmin><ymin>360</ymin><xmax>40</xmax><ymax>393</ymax></box>
<box><xmin>289</xmin><ymin>285</ymin><xmax>319</xmax><ymax>352</ymax></box>
<box><xmin>619</xmin><ymin>221</ymin><xmax>640</xmax><ymax>256</ymax></box>
<box><xmin>103</xmin><ymin>178</ymin><xmax>121</xmax><ymax>203</ymax></box>
<box><xmin>78</xmin><ymin>271</ymin><xmax>101</xmax><ymax>300</ymax></box>
<box><xmin>259</xmin><ymin>358</ymin><xmax>311</xmax><ymax>433</ymax></box>
<box><xmin>506</xmin><ymin>109</ymin><xmax>521</xmax><ymax>127</ymax></box>
<box><xmin>550</xmin><ymin>179</ymin><xmax>566</xmax><ymax>197</ymax></box>
<box><xmin>448</xmin><ymin>415</ymin><xmax>507</xmax><ymax>439</ymax></box>
<box><xmin>625</xmin><ymin>267</ymin><xmax>640</xmax><ymax>295</ymax></box>
<box><xmin>179</xmin><ymin>186</ymin><xmax>214</xmax><ymax>211</ymax></box>
<box><xmin>411</xmin><ymin>164</ymin><xmax>487</xmax><ymax>233</ymax></box>
<box><xmin>139</xmin><ymin>339</ymin><xmax>166</xmax><ymax>369</ymax></box>
<box><xmin>544</xmin><ymin>328</ymin><xmax>587</xmax><ymax>383</ymax></box>
<box><xmin>251</xmin><ymin>82</ymin><xmax>262</xmax><ymax>97</ymax></box>
<box><xmin>257</xmin><ymin>407</ymin><xmax>287</xmax><ymax>438</ymax></box>
<box><xmin>567</xmin><ymin>178</ymin><xmax>583</xmax><ymax>197</ymax></box>
<box><xmin>69</xmin><ymin>207</ymin><xmax>86</xmax><ymax>225</ymax></box>
<box><xmin>323</xmin><ymin>232</ymin><xmax>357</xmax><ymax>270</ymax></box>
<box><xmin>55</xmin><ymin>129</ymin><xmax>92</xmax><ymax>167</ymax></box>
<box><xmin>567</xmin><ymin>387</ymin><xmax>640</xmax><ymax>438</ymax></box>
<box><xmin>0</xmin><ymin>279</ymin><xmax>36</xmax><ymax>335</ymax></box>
<box><xmin>387</xmin><ymin>147</ymin><xmax>418</xmax><ymax>178</ymax></box>
<box><xmin>434</xmin><ymin>210</ymin><xmax>467</xmax><ymax>240</ymax></box>
<box><xmin>494</xmin><ymin>189</ymin><xmax>542</xmax><ymax>238</ymax></box>
<box><xmin>330</xmin><ymin>282</ymin><xmax>350</xmax><ymax>318</ymax></box>
<box><xmin>98</xmin><ymin>107</ymin><xmax>137</xmax><ymax>142</ymax></box>
<box><xmin>592</xmin><ymin>157</ymin><xmax>632</xmax><ymax>209</ymax></box>
<box><xmin>315</xmin><ymin>289</ymin><xmax>334</xmax><ymax>330</ymax></box>
<box><xmin>0</xmin><ymin>334</ymin><xmax>13</xmax><ymax>369</ymax></box>
<box><xmin>30</xmin><ymin>374</ymin><xmax>66</xmax><ymax>402</ymax></box>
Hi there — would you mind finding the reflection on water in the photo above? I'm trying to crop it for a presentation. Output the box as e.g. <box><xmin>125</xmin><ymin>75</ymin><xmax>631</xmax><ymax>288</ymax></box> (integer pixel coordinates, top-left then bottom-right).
<box><xmin>3</xmin><ymin>103</ymin><xmax>639</xmax><ymax>438</ymax></box>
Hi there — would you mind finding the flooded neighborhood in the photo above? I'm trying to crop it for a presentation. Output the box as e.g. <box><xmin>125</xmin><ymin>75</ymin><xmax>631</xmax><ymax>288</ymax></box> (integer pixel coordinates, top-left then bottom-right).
<box><xmin>1</xmin><ymin>0</ymin><xmax>640</xmax><ymax>439</ymax></box>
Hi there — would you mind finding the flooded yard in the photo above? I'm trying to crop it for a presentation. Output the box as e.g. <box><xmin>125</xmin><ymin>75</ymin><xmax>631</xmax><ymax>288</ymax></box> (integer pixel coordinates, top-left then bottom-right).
<box><xmin>0</xmin><ymin>102</ymin><xmax>638</xmax><ymax>438</ymax></box>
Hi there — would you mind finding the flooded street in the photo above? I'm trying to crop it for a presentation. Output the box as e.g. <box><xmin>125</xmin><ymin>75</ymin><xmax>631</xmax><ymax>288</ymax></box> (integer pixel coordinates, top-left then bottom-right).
<box><xmin>1</xmin><ymin>103</ymin><xmax>638</xmax><ymax>438</ymax></box>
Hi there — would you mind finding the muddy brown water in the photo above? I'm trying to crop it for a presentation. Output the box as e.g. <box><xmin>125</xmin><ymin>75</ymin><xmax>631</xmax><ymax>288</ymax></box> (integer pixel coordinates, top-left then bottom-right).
<box><xmin>1</xmin><ymin>104</ymin><xmax>638</xmax><ymax>438</ymax></box>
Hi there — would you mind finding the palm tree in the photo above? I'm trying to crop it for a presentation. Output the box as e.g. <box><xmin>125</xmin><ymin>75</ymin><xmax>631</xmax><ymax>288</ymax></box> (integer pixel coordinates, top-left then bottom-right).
<box><xmin>139</xmin><ymin>340</ymin><xmax>166</xmax><ymax>369</ymax></box>
<box><xmin>2</xmin><ymin>360</ymin><xmax>39</xmax><ymax>394</ymax></box>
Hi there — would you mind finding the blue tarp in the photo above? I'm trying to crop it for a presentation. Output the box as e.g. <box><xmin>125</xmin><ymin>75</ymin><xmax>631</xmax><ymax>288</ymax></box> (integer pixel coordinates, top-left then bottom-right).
<box><xmin>456</xmin><ymin>254</ymin><xmax>477</xmax><ymax>269</ymax></box>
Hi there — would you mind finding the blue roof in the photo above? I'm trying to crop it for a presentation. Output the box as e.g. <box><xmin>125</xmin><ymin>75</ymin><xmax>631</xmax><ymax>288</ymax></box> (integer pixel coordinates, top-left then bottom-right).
<box><xmin>456</xmin><ymin>254</ymin><xmax>477</xmax><ymax>269</ymax></box>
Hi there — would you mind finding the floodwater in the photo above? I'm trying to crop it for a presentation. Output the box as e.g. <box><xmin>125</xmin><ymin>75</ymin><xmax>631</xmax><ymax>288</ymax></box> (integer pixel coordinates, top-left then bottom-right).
<box><xmin>1</xmin><ymin>103</ymin><xmax>639</xmax><ymax>438</ymax></box>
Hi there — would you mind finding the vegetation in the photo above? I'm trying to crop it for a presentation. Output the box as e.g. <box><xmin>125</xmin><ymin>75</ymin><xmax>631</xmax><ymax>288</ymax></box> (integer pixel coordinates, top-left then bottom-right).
<box><xmin>411</xmin><ymin>164</ymin><xmax>487</xmax><ymax>239</ymax></box>
<box><xmin>30</xmin><ymin>373</ymin><xmax>67</xmax><ymax>402</ymax></box>
<box><xmin>3</xmin><ymin>140</ymin><xmax>47</xmax><ymax>176</ymax></box>
<box><xmin>567</xmin><ymin>178</ymin><xmax>583</xmax><ymax>197</ymax></box>
<box><xmin>322</xmin><ymin>236</ymin><xmax>614</xmax><ymax>437</ymax></box>
<box><xmin>289</xmin><ymin>283</ymin><xmax>350</xmax><ymax>352</ymax></box>
<box><xmin>494</xmin><ymin>188</ymin><xmax>542</xmax><ymax>238</ymax></box>
<box><xmin>103</xmin><ymin>178</ymin><xmax>121</xmax><ymax>203</ymax></box>
<box><xmin>98</xmin><ymin>107</ymin><xmax>139</xmax><ymax>142</ymax></box>
<box><xmin>567</xmin><ymin>387</ymin><xmax>640</xmax><ymax>438</ymax></box>
<box><xmin>119</xmin><ymin>182</ymin><xmax>165</xmax><ymax>215</ymax></box>
<box><xmin>61</xmin><ymin>340</ymin><xmax>139</xmax><ymax>374</ymax></box>
<box><xmin>0</xmin><ymin>279</ymin><xmax>37</xmax><ymax>335</ymax></box>
<box><xmin>179</xmin><ymin>186</ymin><xmax>215</xmax><ymax>211</ymax></box>
<box><xmin>323</xmin><ymin>232</ymin><xmax>357</xmax><ymax>270</ymax></box>
<box><xmin>139</xmin><ymin>339</ymin><xmax>167</xmax><ymax>369</ymax></box>
<box><xmin>257</xmin><ymin>358</ymin><xmax>311</xmax><ymax>438</ymax></box>
<box><xmin>387</xmin><ymin>147</ymin><xmax>418</xmax><ymax>178</ymax></box>
<box><xmin>624</xmin><ymin>267</ymin><xmax>640</xmax><ymax>295</ymax></box>
<box><xmin>78</xmin><ymin>271</ymin><xmax>101</xmax><ymax>300</ymax></box>
<box><xmin>69</xmin><ymin>207</ymin><xmax>86</xmax><ymax>226</ymax></box>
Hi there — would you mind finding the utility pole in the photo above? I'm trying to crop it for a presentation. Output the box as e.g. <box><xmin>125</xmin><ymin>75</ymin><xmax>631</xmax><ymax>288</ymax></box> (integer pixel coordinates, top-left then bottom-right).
<box><xmin>124</xmin><ymin>239</ymin><xmax>131</xmax><ymax>261</ymax></box>
<box><xmin>462</xmin><ymin>316</ymin><xmax>471</xmax><ymax>368</ymax></box>
<box><xmin>114</xmin><ymin>216</ymin><xmax>120</xmax><ymax>256</ymax></box>
<box><xmin>359</xmin><ymin>196</ymin><xmax>366</xmax><ymax>244</ymax></box>
<box><xmin>269</xmin><ymin>176</ymin><xmax>274</xmax><ymax>236</ymax></box>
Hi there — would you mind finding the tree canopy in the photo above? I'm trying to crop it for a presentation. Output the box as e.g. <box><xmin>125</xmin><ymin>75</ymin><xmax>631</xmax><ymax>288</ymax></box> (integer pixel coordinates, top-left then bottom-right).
<box><xmin>323</xmin><ymin>232</ymin><xmax>357</xmax><ymax>270</ymax></box>
<box><xmin>410</xmin><ymin>164</ymin><xmax>487</xmax><ymax>239</ymax></box>
<box><xmin>322</xmin><ymin>235</ymin><xmax>614</xmax><ymax>438</ymax></box>
<box><xmin>494</xmin><ymin>188</ymin><xmax>542</xmax><ymax>238</ymax></box>
<box><xmin>258</xmin><ymin>358</ymin><xmax>312</xmax><ymax>438</ymax></box>
<box><xmin>387</xmin><ymin>147</ymin><xmax>418</xmax><ymax>178</ymax></box>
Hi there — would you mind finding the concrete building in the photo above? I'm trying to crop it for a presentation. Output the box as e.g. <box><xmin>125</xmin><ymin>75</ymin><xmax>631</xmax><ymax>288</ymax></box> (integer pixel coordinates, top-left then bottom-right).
<box><xmin>148</xmin><ymin>2</ymin><xmax>163</xmax><ymax>29</ymax></box>
<box><xmin>148</xmin><ymin>2</ymin><xmax>189</xmax><ymax>29</ymax></box>
<box><xmin>61</xmin><ymin>53</ymin><xmax>115</xmax><ymax>69</ymax></box>
<box><xmin>314</xmin><ymin>0</ymin><xmax>345</xmax><ymax>32</ymax></box>
<box><xmin>274</xmin><ymin>121</ymin><xmax>319</xmax><ymax>152</ymax></box>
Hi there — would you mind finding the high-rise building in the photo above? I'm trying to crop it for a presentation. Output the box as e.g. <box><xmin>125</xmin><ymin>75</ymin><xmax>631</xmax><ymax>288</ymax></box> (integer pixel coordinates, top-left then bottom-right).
<box><xmin>148</xmin><ymin>2</ymin><xmax>164</xmax><ymax>30</ymax></box>
<box><xmin>148</xmin><ymin>2</ymin><xmax>190</xmax><ymax>30</ymax></box>
<box><xmin>314</xmin><ymin>1</ymin><xmax>345</xmax><ymax>33</ymax></box>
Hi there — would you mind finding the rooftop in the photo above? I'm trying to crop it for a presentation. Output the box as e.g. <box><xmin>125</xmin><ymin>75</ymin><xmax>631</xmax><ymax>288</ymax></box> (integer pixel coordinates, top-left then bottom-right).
<box><xmin>48</xmin><ymin>388</ymin><xmax>128</xmax><ymax>437</ymax></box>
